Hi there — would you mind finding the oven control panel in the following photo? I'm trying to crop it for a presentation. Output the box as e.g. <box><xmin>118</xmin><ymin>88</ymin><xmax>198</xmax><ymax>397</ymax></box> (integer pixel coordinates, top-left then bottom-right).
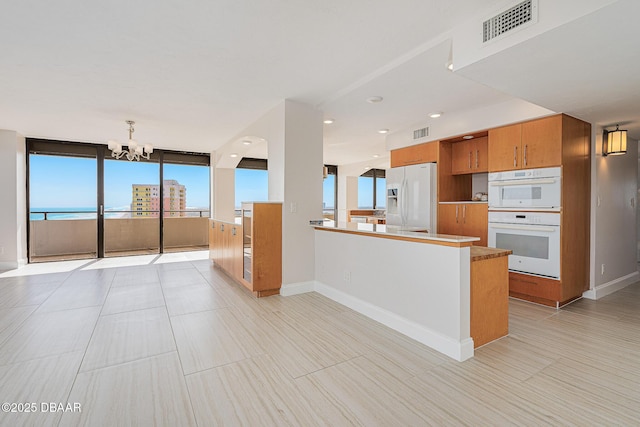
<box><xmin>488</xmin><ymin>166</ymin><xmax>561</xmax><ymax>182</ymax></box>
<box><xmin>488</xmin><ymin>211</ymin><xmax>561</xmax><ymax>226</ymax></box>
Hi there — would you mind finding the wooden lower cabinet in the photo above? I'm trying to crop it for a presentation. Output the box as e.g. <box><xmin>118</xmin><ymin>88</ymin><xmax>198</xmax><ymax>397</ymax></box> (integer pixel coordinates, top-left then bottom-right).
<box><xmin>437</xmin><ymin>203</ymin><xmax>487</xmax><ymax>246</ymax></box>
<box><xmin>209</xmin><ymin>220</ymin><xmax>242</xmax><ymax>284</ymax></box>
<box><xmin>209</xmin><ymin>202</ymin><xmax>282</xmax><ymax>298</ymax></box>
<box><xmin>508</xmin><ymin>272</ymin><xmax>567</xmax><ymax>308</ymax></box>
<box><xmin>471</xmin><ymin>253</ymin><xmax>509</xmax><ymax>348</ymax></box>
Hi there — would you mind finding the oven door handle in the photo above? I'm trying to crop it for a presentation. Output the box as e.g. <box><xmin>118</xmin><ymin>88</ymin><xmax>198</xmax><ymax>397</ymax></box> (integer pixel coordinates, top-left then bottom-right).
<box><xmin>489</xmin><ymin>178</ymin><xmax>557</xmax><ymax>187</ymax></box>
<box><xmin>489</xmin><ymin>224</ymin><xmax>558</xmax><ymax>232</ymax></box>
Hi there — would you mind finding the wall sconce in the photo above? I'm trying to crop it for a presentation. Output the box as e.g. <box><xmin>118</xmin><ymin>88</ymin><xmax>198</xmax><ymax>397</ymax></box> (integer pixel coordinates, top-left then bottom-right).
<box><xmin>602</xmin><ymin>124</ymin><xmax>627</xmax><ymax>156</ymax></box>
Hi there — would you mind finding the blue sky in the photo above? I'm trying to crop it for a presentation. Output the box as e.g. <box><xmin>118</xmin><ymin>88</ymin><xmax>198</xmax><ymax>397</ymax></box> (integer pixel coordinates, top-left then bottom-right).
<box><xmin>235</xmin><ymin>169</ymin><xmax>339</xmax><ymax>209</ymax></box>
<box><xmin>29</xmin><ymin>155</ymin><xmax>210</xmax><ymax>209</ymax></box>
<box><xmin>30</xmin><ymin>154</ymin><xmax>383</xmax><ymax>211</ymax></box>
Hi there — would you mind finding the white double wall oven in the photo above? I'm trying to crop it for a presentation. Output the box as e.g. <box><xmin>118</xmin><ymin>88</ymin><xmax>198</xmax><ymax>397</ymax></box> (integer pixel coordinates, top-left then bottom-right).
<box><xmin>487</xmin><ymin>167</ymin><xmax>562</xmax><ymax>279</ymax></box>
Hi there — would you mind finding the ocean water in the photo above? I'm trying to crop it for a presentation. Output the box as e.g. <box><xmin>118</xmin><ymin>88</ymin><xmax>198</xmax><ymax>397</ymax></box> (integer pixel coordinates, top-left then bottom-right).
<box><xmin>30</xmin><ymin>207</ymin><xmax>125</xmax><ymax>220</ymax></box>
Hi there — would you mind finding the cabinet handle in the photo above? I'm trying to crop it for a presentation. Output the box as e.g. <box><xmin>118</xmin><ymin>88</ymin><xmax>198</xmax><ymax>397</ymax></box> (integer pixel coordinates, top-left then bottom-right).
<box><xmin>524</xmin><ymin>144</ymin><xmax>528</xmax><ymax>166</ymax></box>
<box><xmin>455</xmin><ymin>205</ymin><xmax>459</xmax><ymax>223</ymax></box>
<box><xmin>514</xmin><ymin>146</ymin><xmax>517</xmax><ymax>167</ymax></box>
<box><xmin>220</xmin><ymin>224</ymin><xmax>224</xmax><ymax>232</ymax></box>
<box><xmin>475</xmin><ymin>150</ymin><xmax>479</xmax><ymax>169</ymax></box>
<box><xmin>463</xmin><ymin>205</ymin><xmax>467</xmax><ymax>224</ymax></box>
<box><xmin>468</xmin><ymin>152</ymin><xmax>472</xmax><ymax>169</ymax></box>
<box><xmin>232</xmin><ymin>227</ymin><xmax>236</xmax><ymax>236</ymax></box>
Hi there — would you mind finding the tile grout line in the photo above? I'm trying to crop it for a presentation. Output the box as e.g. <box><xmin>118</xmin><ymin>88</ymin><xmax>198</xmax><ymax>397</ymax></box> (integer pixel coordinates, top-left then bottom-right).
<box><xmin>156</xmin><ymin>264</ymin><xmax>201</xmax><ymax>427</ymax></box>
<box><xmin>56</xmin><ymin>267</ymin><xmax>117</xmax><ymax>427</ymax></box>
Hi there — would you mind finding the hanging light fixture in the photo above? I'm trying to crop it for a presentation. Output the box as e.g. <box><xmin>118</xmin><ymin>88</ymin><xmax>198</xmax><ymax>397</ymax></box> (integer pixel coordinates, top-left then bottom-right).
<box><xmin>107</xmin><ymin>120</ymin><xmax>153</xmax><ymax>161</ymax></box>
<box><xmin>602</xmin><ymin>124</ymin><xmax>627</xmax><ymax>156</ymax></box>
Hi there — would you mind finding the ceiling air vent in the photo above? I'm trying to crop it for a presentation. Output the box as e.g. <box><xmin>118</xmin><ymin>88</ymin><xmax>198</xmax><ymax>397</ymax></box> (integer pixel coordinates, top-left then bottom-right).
<box><xmin>413</xmin><ymin>127</ymin><xmax>429</xmax><ymax>140</ymax></box>
<box><xmin>483</xmin><ymin>0</ymin><xmax>536</xmax><ymax>43</ymax></box>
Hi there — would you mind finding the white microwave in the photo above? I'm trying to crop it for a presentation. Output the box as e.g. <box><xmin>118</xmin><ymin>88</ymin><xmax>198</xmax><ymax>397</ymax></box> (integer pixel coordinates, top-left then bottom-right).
<box><xmin>488</xmin><ymin>167</ymin><xmax>561</xmax><ymax>211</ymax></box>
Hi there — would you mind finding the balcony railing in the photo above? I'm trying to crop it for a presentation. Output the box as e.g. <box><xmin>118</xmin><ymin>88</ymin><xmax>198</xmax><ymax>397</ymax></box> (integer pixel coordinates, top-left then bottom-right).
<box><xmin>29</xmin><ymin>209</ymin><xmax>211</xmax><ymax>262</ymax></box>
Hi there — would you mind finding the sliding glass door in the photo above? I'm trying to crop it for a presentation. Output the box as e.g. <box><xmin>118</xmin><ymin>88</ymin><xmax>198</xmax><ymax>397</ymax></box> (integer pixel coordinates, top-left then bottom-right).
<box><xmin>28</xmin><ymin>143</ymin><xmax>98</xmax><ymax>262</ymax></box>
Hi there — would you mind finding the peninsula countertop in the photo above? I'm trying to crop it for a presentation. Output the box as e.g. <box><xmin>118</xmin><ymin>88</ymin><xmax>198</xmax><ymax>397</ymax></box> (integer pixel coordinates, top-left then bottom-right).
<box><xmin>313</xmin><ymin>221</ymin><xmax>480</xmax><ymax>247</ymax></box>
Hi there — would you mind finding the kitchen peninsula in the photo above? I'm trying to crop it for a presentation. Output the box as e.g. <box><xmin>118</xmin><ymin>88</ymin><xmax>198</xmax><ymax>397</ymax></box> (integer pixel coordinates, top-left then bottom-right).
<box><xmin>312</xmin><ymin>222</ymin><xmax>510</xmax><ymax>361</ymax></box>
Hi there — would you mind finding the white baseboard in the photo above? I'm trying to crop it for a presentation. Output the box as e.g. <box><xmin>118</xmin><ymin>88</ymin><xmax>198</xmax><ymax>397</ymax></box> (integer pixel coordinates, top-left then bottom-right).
<box><xmin>280</xmin><ymin>281</ymin><xmax>316</xmax><ymax>296</ymax></box>
<box><xmin>314</xmin><ymin>281</ymin><xmax>474</xmax><ymax>362</ymax></box>
<box><xmin>583</xmin><ymin>271</ymin><xmax>639</xmax><ymax>300</ymax></box>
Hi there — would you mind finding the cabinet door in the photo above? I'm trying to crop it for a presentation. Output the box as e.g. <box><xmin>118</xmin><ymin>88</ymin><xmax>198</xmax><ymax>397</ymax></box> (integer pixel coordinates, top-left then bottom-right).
<box><xmin>208</xmin><ymin>221</ymin><xmax>215</xmax><ymax>261</ymax></box>
<box><xmin>461</xmin><ymin>203</ymin><xmax>488</xmax><ymax>246</ymax></box>
<box><xmin>521</xmin><ymin>115</ymin><xmax>562</xmax><ymax>168</ymax></box>
<box><xmin>390</xmin><ymin>142</ymin><xmax>437</xmax><ymax>167</ymax></box>
<box><xmin>473</xmin><ymin>136</ymin><xmax>488</xmax><ymax>173</ymax></box>
<box><xmin>220</xmin><ymin>223</ymin><xmax>230</xmax><ymax>272</ymax></box>
<box><xmin>231</xmin><ymin>225</ymin><xmax>243</xmax><ymax>280</ymax></box>
<box><xmin>437</xmin><ymin>204</ymin><xmax>461</xmax><ymax>235</ymax></box>
<box><xmin>488</xmin><ymin>124</ymin><xmax>522</xmax><ymax>172</ymax></box>
<box><xmin>451</xmin><ymin>141</ymin><xmax>472</xmax><ymax>174</ymax></box>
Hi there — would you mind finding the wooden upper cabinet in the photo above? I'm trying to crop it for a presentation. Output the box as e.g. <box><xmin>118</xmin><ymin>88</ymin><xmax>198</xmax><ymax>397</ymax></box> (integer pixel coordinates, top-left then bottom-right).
<box><xmin>390</xmin><ymin>141</ymin><xmax>437</xmax><ymax>167</ymax></box>
<box><xmin>451</xmin><ymin>136</ymin><xmax>488</xmax><ymax>174</ymax></box>
<box><xmin>489</xmin><ymin>116</ymin><xmax>563</xmax><ymax>172</ymax></box>
<box><xmin>521</xmin><ymin>115</ymin><xmax>562</xmax><ymax>169</ymax></box>
<box><xmin>488</xmin><ymin>123</ymin><xmax>522</xmax><ymax>172</ymax></box>
<box><xmin>451</xmin><ymin>141</ymin><xmax>473</xmax><ymax>174</ymax></box>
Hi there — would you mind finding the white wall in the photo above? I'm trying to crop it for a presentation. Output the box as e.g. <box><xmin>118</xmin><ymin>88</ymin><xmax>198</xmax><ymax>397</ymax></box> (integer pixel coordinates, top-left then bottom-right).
<box><xmin>213</xmin><ymin>167</ymin><xmax>236</xmax><ymax>222</ymax></box>
<box><xmin>224</xmin><ymin>100</ymin><xmax>323</xmax><ymax>287</ymax></box>
<box><xmin>0</xmin><ymin>130</ymin><xmax>27</xmax><ymax>269</ymax></box>
<box><xmin>586</xmin><ymin>127</ymin><xmax>638</xmax><ymax>299</ymax></box>
<box><xmin>314</xmin><ymin>229</ymin><xmax>472</xmax><ymax>361</ymax></box>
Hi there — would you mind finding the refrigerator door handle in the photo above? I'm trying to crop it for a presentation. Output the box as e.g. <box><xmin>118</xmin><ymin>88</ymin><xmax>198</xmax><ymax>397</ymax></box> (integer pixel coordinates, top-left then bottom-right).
<box><xmin>402</xmin><ymin>177</ymin><xmax>408</xmax><ymax>227</ymax></box>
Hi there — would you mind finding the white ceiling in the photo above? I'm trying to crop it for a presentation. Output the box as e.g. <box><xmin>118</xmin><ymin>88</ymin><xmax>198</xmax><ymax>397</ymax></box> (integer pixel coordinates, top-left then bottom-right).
<box><xmin>0</xmin><ymin>0</ymin><xmax>638</xmax><ymax>165</ymax></box>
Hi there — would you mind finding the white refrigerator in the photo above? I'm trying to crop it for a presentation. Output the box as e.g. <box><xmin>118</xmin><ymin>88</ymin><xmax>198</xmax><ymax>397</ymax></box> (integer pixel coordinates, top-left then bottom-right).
<box><xmin>386</xmin><ymin>163</ymin><xmax>437</xmax><ymax>231</ymax></box>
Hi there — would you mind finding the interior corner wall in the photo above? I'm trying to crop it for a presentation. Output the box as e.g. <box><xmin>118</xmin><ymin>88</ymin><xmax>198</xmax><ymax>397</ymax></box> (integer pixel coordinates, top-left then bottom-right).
<box><xmin>0</xmin><ymin>130</ymin><xmax>27</xmax><ymax>269</ymax></box>
<box><xmin>227</xmin><ymin>100</ymin><xmax>322</xmax><ymax>287</ymax></box>
<box><xmin>213</xmin><ymin>167</ymin><xmax>236</xmax><ymax>222</ymax></box>
<box><xmin>589</xmin><ymin>127</ymin><xmax>639</xmax><ymax>298</ymax></box>
<box><xmin>337</xmin><ymin>171</ymin><xmax>358</xmax><ymax>223</ymax></box>
<box><xmin>280</xmin><ymin>100</ymin><xmax>323</xmax><ymax>285</ymax></box>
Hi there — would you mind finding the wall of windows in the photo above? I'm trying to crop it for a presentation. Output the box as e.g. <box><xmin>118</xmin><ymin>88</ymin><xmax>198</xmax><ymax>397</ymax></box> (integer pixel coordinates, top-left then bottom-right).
<box><xmin>27</xmin><ymin>139</ymin><xmax>210</xmax><ymax>261</ymax></box>
<box><xmin>358</xmin><ymin>168</ymin><xmax>386</xmax><ymax>209</ymax></box>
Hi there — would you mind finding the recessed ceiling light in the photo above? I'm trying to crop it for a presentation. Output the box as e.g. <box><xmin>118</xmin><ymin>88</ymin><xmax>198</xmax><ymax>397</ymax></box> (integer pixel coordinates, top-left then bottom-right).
<box><xmin>463</xmin><ymin>135</ymin><xmax>474</xmax><ymax>140</ymax></box>
<box><xmin>323</xmin><ymin>118</ymin><xmax>335</xmax><ymax>124</ymax></box>
<box><xmin>242</xmin><ymin>140</ymin><xmax>252</xmax><ymax>145</ymax></box>
<box><xmin>429</xmin><ymin>112</ymin><xmax>443</xmax><ymax>118</ymax></box>
<box><xmin>367</xmin><ymin>96</ymin><xmax>383</xmax><ymax>104</ymax></box>
<box><xmin>446</xmin><ymin>62</ymin><xmax>454</xmax><ymax>71</ymax></box>
<box><xmin>372</xmin><ymin>154</ymin><xmax>380</xmax><ymax>158</ymax></box>
<box><xmin>230</xmin><ymin>153</ymin><xmax>238</xmax><ymax>158</ymax></box>
<box><xmin>378</xmin><ymin>129</ymin><xmax>389</xmax><ymax>134</ymax></box>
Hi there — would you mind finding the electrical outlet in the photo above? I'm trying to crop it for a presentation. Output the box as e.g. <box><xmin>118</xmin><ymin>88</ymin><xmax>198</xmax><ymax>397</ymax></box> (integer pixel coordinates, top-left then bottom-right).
<box><xmin>290</xmin><ymin>202</ymin><xmax>297</xmax><ymax>213</ymax></box>
<box><xmin>601</xmin><ymin>264</ymin><xmax>605</xmax><ymax>275</ymax></box>
<box><xmin>343</xmin><ymin>271</ymin><xmax>351</xmax><ymax>282</ymax></box>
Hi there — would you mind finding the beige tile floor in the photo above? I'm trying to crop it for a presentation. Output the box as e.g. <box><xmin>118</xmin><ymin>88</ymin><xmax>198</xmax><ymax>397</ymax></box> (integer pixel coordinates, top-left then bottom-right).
<box><xmin>0</xmin><ymin>251</ymin><xmax>639</xmax><ymax>426</ymax></box>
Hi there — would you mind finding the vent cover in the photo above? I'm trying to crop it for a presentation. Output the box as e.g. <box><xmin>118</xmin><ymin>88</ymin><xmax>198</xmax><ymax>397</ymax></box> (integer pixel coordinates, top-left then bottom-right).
<box><xmin>483</xmin><ymin>0</ymin><xmax>534</xmax><ymax>43</ymax></box>
<box><xmin>413</xmin><ymin>127</ymin><xmax>429</xmax><ymax>140</ymax></box>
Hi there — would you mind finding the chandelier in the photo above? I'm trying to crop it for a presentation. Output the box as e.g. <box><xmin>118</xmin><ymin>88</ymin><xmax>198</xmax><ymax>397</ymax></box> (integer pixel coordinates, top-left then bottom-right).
<box><xmin>107</xmin><ymin>120</ymin><xmax>153</xmax><ymax>161</ymax></box>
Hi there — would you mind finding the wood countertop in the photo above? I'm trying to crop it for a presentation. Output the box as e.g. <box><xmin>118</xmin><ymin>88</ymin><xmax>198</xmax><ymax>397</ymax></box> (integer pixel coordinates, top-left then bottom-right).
<box><xmin>470</xmin><ymin>246</ymin><xmax>512</xmax><ymax>262</ymax></box>
<box><xmin>313</xmin><ymin>221</ymin><xmax>479</xmax><ymax>247</ymax></box>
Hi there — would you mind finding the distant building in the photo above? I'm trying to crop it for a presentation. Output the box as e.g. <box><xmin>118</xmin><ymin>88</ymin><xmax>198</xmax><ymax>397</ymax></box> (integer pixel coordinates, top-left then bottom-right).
<box><xmin>131</xmin><ymin>180</ymin><xmax>186</xmax><ymax>217</ymax></box>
